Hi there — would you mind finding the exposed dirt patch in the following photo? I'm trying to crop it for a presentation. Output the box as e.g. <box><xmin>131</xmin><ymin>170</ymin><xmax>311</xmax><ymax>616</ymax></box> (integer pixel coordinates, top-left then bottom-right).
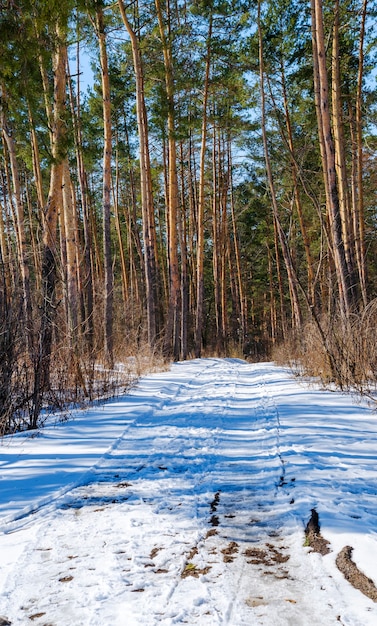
<box><xmin>205</xmin><ymin>528</ymin><xmax>218</xmax><ymax>539</ymax></box>
<box><xmin>181</xmin><ymin>563</ymin><xmax>211</xmax><ymax>579</ymax></box>
<box><xmin>28</xmin><ymin>613</ymin><xmax>46</xmax><ymax>621</ymax></box>
<box><xmin>150</xmin><ymin>547</ymin><xmax>162</xmax><ymax>560</ymax></box>
<box><xmin>266</xmin><ymin>543</ymin><xmax>289</xmax><ymax>564</ymax></box>
<box><xmin>304</xmin><ymin>509</ymin><xmax>331</xmax><ymax>555</ymax></box>
<box><xmin>221</xmin><ymin>541</ymin><xmax>239</xmax><ymax>563</ymax></box>
<box><xmin>244</xmin><ymin>547</ymin><xmax>269</xmax><ymax>566</ymax></box>
<box><xmin>336</xmin><ymin>545</ymin><xmax>377</xmax><ymax>602</ymax></box>
<box><xmin>209</xmin><ymin>514</ymin><xmax>219</xmax><ymax>526</ymax></box>
<box><xmin>210</xmin><ymin>491</ymin><xmax>220</xmax><ymax>512</ymax></box>
<box><xmin>187</xmin><ymin>546</ymin><xmax>199</xmax><ymax>560</ymax></box>
<box><xmin>246</xmin><ymin>596</ymin><xmax>268</xmax><ymax>607</ymax></box>
<box><xmin>244</xmin><ymin>543</ymin><xmax>289</xmax><ymax>568</ymax></box>
<box><xmin>59</xmin><ymin>575</ymin><xmax>73</xmax><ymax>583</ymax></box>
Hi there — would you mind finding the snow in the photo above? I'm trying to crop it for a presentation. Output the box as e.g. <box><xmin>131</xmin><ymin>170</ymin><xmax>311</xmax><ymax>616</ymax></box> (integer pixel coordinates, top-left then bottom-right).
<box><xmin>1</xmin><ymin>358</ymin><xmax>377</xmax><ymax>625</ymax></box>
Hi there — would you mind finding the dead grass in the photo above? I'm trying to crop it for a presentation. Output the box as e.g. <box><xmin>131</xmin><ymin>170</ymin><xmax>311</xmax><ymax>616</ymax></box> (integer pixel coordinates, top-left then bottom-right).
<box><xmin>273</xmin><ymin>302</ymin><xmax>377</xmax><ymax>397</ymax></box>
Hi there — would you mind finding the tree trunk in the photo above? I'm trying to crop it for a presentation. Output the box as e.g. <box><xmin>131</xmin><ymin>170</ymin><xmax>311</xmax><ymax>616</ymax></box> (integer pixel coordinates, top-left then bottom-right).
<box><xmin>179</xmin><ymin>141</ymin><xmax>189</xmax><ymax>360</ymax></box>
<box><xmin>311</xmin><ymin>0</ymin><xmax>352</xmax><ymax>318</ymax></box>
<box><xmin>118</xmin><ymin>0</ymin><xmax>158</xmax><ymax>348</ymax></box>
<box><xmin>67</xmin><ymin>52</ymin><xmax>94</xmax><ymax>355</ymax></box>
<box><xmin>195</xmin><ymin>14</ymin><xmax>212</xmax><ymax>357</ymax></box>
<box><xmin>62</xmin><ymin>159</ymin><xmax>79</xmax><ymax>344</ymax></box>
<box><xmin>32</xmin><ymin>29</ymin><xmax>67</xmax><ymax>426</ymax></box>
<box><xmin>280</xmin><ymin>60</ymin><xmax>315</xmax><ymax>306</ymax></box>
<box><xmin>331</xmin><ymin>0</ymin><xmax>357</xmax><ymax>303</ymax></box>
<box><xmin>228</xmin><ymin>141</ymin><xmax>247</xmax><ymax>351</ymax></box>
<box><xmin>1</xmin><ymin>92</ymin><xmax>34</xmax><ymax>355</ymax></box>
<box><xmin>258</xmin><ymin>3</ymin><xmax>302</xmax><ymax>332</ymax></box>
<box><xmin>96</xmin><ymin>7</ymin><xmax>114</xmax><ymax>367</ymax></box>
<box><xmin>155</xmin><ymin>0</ymin><xmax>181</xmax><ymax>359</ymax></box>
<box><xmin>355</xmin><ymin>0</ymin><xmax>368</xmax><ymax>305</ymax></box>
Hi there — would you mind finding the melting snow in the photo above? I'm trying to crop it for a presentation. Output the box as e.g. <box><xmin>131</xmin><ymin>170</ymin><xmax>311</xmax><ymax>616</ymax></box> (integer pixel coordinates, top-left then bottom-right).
<box><xmin>0</xmin><ymin>358</ymin><xmax>377</xmax><ymax>625</ymax></box>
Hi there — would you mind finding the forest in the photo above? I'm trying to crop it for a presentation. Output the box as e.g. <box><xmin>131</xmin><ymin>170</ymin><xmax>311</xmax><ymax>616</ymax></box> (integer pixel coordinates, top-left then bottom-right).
<box><xmin>1</xmin><ymin>0</ymin><xmax>377</xmax><ymax>434</ymax></box>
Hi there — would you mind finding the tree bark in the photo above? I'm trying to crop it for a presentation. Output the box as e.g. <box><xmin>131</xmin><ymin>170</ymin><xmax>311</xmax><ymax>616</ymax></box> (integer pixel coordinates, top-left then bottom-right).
<box><xmin>118</xmin><ymin>0</ymin><xmax>158</xmax><ymax>348</ymax></box>
<box><xmin>331</xmin><ymin>0</ymin><xmax>357</xmax><ymax>303</ymax></box>
<box><xmin>195</xmin><ymin>14</ymin><xmax>212</xmax><ymax>357</ymax></box>
<box><xmin>311</xmin><ymin>0</ymin><xmax>353</xmax><ymax>318</ymax></box>
<box><xmin>62</xmin><ymin>159</ymin><xmax>79</xmax><ymax>343</ymax></box>
<box><xmin>32</xmin><ymin>28</ymin><xmax>67</xmax><ymax>426</ymax></box>
<box><xmin>1</xmin><ymin>89</ymin><xmax>34</xmax><ymax>355</ymax></box>
<box><xmin>355</xmin><ymin>0</ymin><xmax>368</xmax><ymax>304</ymax></box>
<box><xmin>96</xmin><ymin>6</ymin><xmax>114</xmax><ymax>367</ymax></box>
<box><xmin>258</xmin><ymin>3</ymin><xmax>302</xmax><ymax>331</ymax></box>
<box><xmin>155</xmin><ymin>0</ymin><xmax>181</xmax><ymax>359</ymax></box>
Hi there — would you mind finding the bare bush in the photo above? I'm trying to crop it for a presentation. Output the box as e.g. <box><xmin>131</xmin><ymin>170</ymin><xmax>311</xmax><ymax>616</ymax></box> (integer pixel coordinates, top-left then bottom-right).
<box><xmin>273</xmin><ymin>301</ymin><xmax>377</xmax><ymax>396</ymax></box>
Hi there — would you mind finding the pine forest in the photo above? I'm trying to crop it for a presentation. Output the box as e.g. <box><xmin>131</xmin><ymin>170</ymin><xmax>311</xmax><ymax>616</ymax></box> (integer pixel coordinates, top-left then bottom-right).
<box><xmin>1</xmin><ymin>0</ymin><xmax>377</xmax><ymax>433</ymax></box>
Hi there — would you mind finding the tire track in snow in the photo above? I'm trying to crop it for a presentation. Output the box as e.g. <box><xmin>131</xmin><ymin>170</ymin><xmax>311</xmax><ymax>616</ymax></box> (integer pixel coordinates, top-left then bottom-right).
<box><xmin>0</xmin><ymin>361</ymin><xmax>216</xmax><ymax>536</ymax></box>
<box><xmin>160</xmin><ymin>359</ymin><xmax>240</xmax><ymax>623</ymax></box>
<box><xmin>1</xmin><ymin>360</ymin><xmax>352</xmax><ymax>626</ymax></box>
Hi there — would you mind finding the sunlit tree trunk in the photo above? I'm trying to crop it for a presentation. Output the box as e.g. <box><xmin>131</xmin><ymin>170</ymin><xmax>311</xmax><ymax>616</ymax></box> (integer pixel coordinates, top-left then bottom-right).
<box><xmin>118</xmin><ymin>0</ymin><xmax>158</xmax><ymax>347</ymax></box>
<box><xmin>258</xmin><ymin>3</ymin><xmax>302</xmax><ymax>331</ymax></box>
<box><xmin>179</xmin><ymin>141</ymin><xmax>189</xmax><ymax>360</ymax></box>
<box><xmin>228</xmin><ymin>141</ymin><xmax>247</xmax><ymax>351</ymax></box>
<box><xmin>155</xmin><ymin>0</ymin><xmax>181</xmax><ymax>359</ymax></box>
<box><xmin>280</xmin><ymin>60</ymin><xmax>315</xmax><ymax>306</ymax></box>
<box><xmin>1</xmin><ymin>91</ymin><xmax>33</xmax><ymax>354</ymax></box>
<box><xmin>311</xmin><ymin>0</ymin><xmax>352</xmax><ymax>318</ymax></box>
<box><xmin>113</xmin><ymin>134</ymin><xmax>129</xmax><ymax>306</ymax></box>
<box><xmin>67</xmin><ymin>50</ymin><xmax>94</xmax><ymax>354</ymax></box>
<box><xmin>355</xmin><ymin>0</ymin><xmax>368</xmax><ymax>305</ymax></box>
<box><xmin>331</xmin><ymin>0</ymin><xmax>357</xmax><ymax>303</ymax></box>
<box><xmin>62</xmin><ymin>159</ymin><xmax>79</xmax><ymax>344</ymax></box>
<box><xmin>95</xmin><ymin>6</ymin><xmax>114</xmax><ymax>367</ymax></box>
<box><xmin>32</xmin><ymin>28</ymin><xmax>67</xmax><ymax>426</ymax></box>
<box><xmin>0</xmin><ymin>158</ymin><xmax>13</xmax><ymax>297</ymax></box>
<box><xmin>195</xmin><ymin>14</ymin><xmax>212</xmax><ymax>357</ymax></box>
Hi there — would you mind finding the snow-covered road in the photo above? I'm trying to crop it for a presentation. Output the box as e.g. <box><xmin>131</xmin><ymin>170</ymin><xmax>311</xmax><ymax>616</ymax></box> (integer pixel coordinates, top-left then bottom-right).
<box><xmin>1</xmin><ymin>358</ymin><xmax>377</xmax><ymax>625</ymax></box>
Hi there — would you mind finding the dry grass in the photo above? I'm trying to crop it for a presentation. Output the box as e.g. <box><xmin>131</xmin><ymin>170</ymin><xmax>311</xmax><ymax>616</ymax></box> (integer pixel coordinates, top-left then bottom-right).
<box><xmin>273</xmin><ymin>301</ymin><xmax>377</xmax><ymax>397</ymax></box>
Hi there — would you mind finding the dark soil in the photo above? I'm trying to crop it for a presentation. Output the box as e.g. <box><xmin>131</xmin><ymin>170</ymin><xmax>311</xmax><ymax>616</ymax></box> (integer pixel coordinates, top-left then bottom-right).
<box><xmin>304</xmin><ymin>509</ymin><xmax>331</xmax><ymax>556</ymax></box>
<box><xmin>221</xmin><ymin>541</ymin><xmax>239</xmax><ymax>563</ymax></box>
<box><xmin>336</xmin><ymin>545</ymin><xmax>377</xmax><ymax>602</ymax></box>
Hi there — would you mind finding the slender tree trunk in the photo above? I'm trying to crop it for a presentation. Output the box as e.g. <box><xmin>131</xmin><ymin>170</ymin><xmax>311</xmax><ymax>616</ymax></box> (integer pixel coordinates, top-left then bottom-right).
<box><xmin>267</xmin><ymin>243</ymin><xmax>277</xmax><ymax>344</ymax></box>
<box><xmin>258</xmin><ymin>3</ymin><xmax>302</xmax><ymax>331</ymax></box>
<box><xmin>211</xmin><ymin>122</ymin><xmax>223</xmax><ymax>354</ymax></box>
<box><xmin>67</xmin><ymin>52</ymin><xmax>94</xmax><ymax>355</ymax></box>
<box><xmin>272</xmin><ymin>217</ymin><xmax>287</xmax><ymax>340</ymax></box>
<box><xmin>95</xmin><ymin>7</ymin><xmax>114</xmax><ymax>367</ymax></box>
<box><xmin>355</xmin><ymin>0</ymin><xmax>368</xmax><ymax>305</ymax></box>
<box><xmin>280</xmin><ymin>60</ymin><xmax>315</xmax><ymax>306</ymax></box>
<box><xmin>195</xmin><ymin>14</ymin><xmax>212</xmax><ymax>357</ymax></box>
<box><xmin>62</xmin><ymin>159</ymin><xmax>79</xmax><ymax>344</ymax></box>
<box><xmin>1</xmin><ymin>92</ymin><xmax>34</xmax><ymax>354</ymax></box>
<box><xmin>118</xmin><ymin>0</ymin><xmax>158</xmax><ymax>347</ymax></box>
<box><xmin>155</xmin><ymin>0</ymin><xmax>181</xmax><ymax>359</ymax></box>
<box><xmin>32</xmin><ymin>30</ymin><xmax>67</xmax><ymax>426</ymax></box>
<box><xmin>331</xmin><ymin>0</ymin><xmax>357</xmax><ymax>303</ymax></box>
<box><xmin>113</xmin><ymin>135</ymin><xmax>129</xmax><ymax>306</ymax></box>
<box><xmin>0</xmin><ymin>162</ymin><xmax>12</xmax><ymax>297</ymax></box>
<box><xmin>179</xmin><ymin>142</ymin><xmax>189</xmax><ymax>360</ymax></box>
<box><xmin>228</xmin><ymin>140</ymin><xmax>247</xmax><ymax>351</ymax></box>
<box><xmin>311</xmin><ymin>0</ymin><xmax>352</xmax><ymax>318</ymax></box>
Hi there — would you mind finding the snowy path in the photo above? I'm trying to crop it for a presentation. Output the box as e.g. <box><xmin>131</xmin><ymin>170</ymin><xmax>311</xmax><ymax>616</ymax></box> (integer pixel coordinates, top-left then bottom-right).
<box><xmin>1</xmin><ymin>358</ymin><xmax>377</xmax><ymax>625</ymax></box>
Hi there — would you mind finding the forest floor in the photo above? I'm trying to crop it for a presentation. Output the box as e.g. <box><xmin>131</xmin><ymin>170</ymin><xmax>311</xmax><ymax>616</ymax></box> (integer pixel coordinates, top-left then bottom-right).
<box><xmin>1</xmin><ymin>358</ymin><xmax>377</xmax><ymax>625</ymax></box>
